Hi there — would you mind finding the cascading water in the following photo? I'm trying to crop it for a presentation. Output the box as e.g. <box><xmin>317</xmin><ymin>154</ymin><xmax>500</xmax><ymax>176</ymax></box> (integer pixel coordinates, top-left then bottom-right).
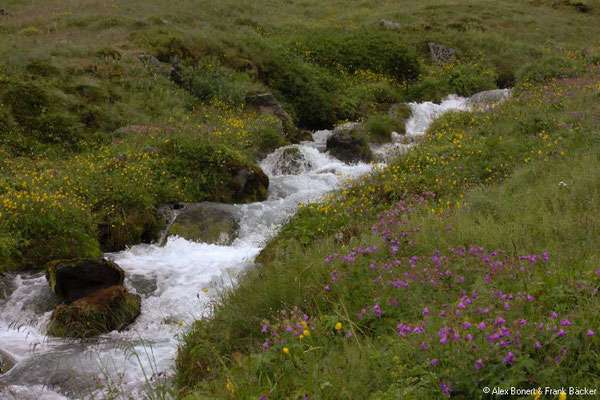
<box><xmin>0</xmin><ymin>91</ymin><xmax>508</xmax><ymax>399</ymax></box>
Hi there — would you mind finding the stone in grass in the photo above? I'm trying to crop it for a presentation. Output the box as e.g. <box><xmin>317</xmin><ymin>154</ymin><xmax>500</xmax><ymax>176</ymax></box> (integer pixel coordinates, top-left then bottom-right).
<box><xmin>47</xmin><ymin>285</ymin><xmax>141</xmax><ymax>338</ymax></box>
<box><xmin>326</xmin><ymin>131</ymin><xmax>373</xmax><ymax>164</ymax></box>
<box><xmin>467</xmin><ymin>89</ymin><xmax>512</xmax><ymax>110</ymax></box>
<box><xmin>428</xmin><ymin>42</ymin><xmax>457</xmax><ymax>65</ymax></box>
<box><xmin>380</xmin><ymin>20</ymin><xmax>401</xmax><ymax>30</ymax></box>
<box><xmin>45</xmin><ymin>258</ymin><xmax>124</xmax><ymax>302</ymax></box>
<box><xmin>166</xmin><ymin>202</ymin><xmax>240</xmax><ymax>245</ymax></box>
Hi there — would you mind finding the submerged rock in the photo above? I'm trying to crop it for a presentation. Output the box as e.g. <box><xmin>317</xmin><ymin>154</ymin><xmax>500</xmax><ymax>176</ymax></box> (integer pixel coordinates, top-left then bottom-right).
<box><xmin>428</xmin><ymin>42</ymin><xmax>457</xmax><ymax>65</ymax></box>
<box><xmin>166</xmin><ymin>202</ymin><xmax>240</xmax><ymax>245</ymax></box>
<box><xmin>45</xmin><ymin>258</ymin><xmax>124</xmax><ymax>302</ymax></box>
<box><xmin>326</xmin><ymin>132</ymin><xmax>373</xmax><ymax>164</ymax></box>
<box><xmin>271</xmin><ymin>147</ymin><xmax>312</xmax><ymax>175</ymax></box>
<box><xmin>0</xmin><ymin>349</ymin><xmax>15</xmax><ymax>374</ymax></box>
<box><xmin>129</xmin><ymin>274</ymin><xmax>158</xmax><ymax>296</ymax></box>
<box><xmin>467</xmin><ymin>89</ymin><xmax>512</xmax><ymax>109</ymax></box>
<box><xmin>47</xmin><ymin>285</ymin><xmax>141</xmax><ymax>338</ymax></box>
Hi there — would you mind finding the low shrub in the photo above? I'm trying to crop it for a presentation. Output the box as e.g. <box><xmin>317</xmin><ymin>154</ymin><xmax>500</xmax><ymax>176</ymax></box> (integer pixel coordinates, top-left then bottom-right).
<box><xmin>410</xmin><ymin>62</ymin><xmax>497</xmax><ymax>101</ymax></box>
<box><xmin>260</xmin><ymin>48</ymin><xmax>341</xmax><ymax>129</ymax></box>
<box><xmin>518</xmin><ymin>55</ymin><xmax>578</xmax><ymax>83</ymax></box>
<box><xmin>172</xmin><ymin>57</ymin><xmax>248</xmax><ymax>105</ymax></box>
<box><xmin>300</xmin><ymin>27</ymin><xmax>420</xmax><ymax>82</ymax></box>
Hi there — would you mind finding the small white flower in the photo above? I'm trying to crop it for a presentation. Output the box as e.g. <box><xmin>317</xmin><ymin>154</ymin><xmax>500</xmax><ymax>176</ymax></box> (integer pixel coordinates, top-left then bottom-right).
<box><xmin>558</xmin><ymin>181</ymin><xmax>568</xmax><ymax>187</ymax></box>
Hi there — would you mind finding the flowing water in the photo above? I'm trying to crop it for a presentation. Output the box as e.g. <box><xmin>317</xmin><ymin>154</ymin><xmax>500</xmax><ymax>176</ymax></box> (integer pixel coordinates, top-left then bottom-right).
<box><xmin>0</xmin><ymin>92</ymin><xmax>506</xmax><ymax>399</ymax></box>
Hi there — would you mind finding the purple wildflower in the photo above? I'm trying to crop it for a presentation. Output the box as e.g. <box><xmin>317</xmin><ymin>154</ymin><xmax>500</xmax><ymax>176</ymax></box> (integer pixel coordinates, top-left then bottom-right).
<box><xmin>502</xmin><ymin>352</ymin><xmax>516</xmax><ymax>365</ymax></box>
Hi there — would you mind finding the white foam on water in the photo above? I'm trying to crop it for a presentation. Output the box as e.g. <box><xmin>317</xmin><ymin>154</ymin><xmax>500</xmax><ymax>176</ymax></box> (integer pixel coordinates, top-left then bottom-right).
<box><xmin>0</xmin><ymin>92</ymin><xmax>498</xmax><ymax>399</ymax></box>
<box><xmin>405</xmin><ymin>95</ymin><xmax>470</xmax><ymax>136</ymax></box>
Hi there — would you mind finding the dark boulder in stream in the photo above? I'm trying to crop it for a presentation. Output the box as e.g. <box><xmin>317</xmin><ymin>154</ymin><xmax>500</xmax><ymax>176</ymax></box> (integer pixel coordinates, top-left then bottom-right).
<box><xmin>45</xmin><ymin>258</ymin><xmax>124</xmax><ymax>302</ymax></box>
<box><xmin>47</xmin><ymin>285</ymin><xmax>141</xmax><ymax>338</ymax></box>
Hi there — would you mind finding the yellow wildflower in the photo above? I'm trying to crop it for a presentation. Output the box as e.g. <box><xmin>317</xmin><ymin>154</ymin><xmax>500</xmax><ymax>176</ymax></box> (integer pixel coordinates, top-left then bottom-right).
<box><xmin>335</xmin><ymin>322</ymin><xmax>343</xmax><ymax>331</ymax></box>
<box><xmin>226</xmin><ymin>378</ymin><xmax>235</xmax><ymax>394</ymax></box>
<box><xmin>559</xmin><ymin>392</ymin><xmax>566</xmax><ymax>400</ymax></box>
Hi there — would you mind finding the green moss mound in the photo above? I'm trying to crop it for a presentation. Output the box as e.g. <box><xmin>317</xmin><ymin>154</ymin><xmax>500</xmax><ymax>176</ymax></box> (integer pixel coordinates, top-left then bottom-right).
<box><xmin>98</xmin><ymin>208</ymin><xmax>164</xmax><ymax>252</ymax></box>
<box><xmin>300</xmin><ymin>27</ymin><xmax>420</xmax><ymax>81</ymax></box>
<box><xmin>518</xmin><ymin>55</ymin><xmax>579</xmax><ymax>83</ymax></box>
<box><xmin>362</xmin><ymin>114</ymin><xmax>406</xmax><ymax>143</ymax></box>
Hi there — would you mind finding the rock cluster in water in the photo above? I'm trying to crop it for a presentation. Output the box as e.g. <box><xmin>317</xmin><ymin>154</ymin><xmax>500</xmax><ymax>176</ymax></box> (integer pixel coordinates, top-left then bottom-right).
<box><xmin>45</xmin><ymin>258</ymin><xmax>140</xmax><ymax>338</ymax></box>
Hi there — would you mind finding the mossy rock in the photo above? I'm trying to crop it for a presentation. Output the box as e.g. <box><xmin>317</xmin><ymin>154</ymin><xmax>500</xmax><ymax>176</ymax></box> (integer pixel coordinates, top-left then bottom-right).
<box><xmin>211</xmin><ymin>157</ymin><xmax>269</xmax><ymax>203</ymax></box>
<box><xmin>45</xmin><ymin>258</ymin><xmax>124</xmax><ymax>302</ymax></box>
<box><xmin>159</xmin><ymin>139</ymin><xmax>269</xmax><ymax>204</ymax></box>
<box><xmin>167</xmin><ymin>202</ymin><xmax>240</xmax><ymax>245</ymax></box>
<box><xmin>326</xmin><ymin>131</ymin><xmax>373</xmax><ymax>164</ymax></box>
<box><xmin>47</xmin><ymin>285</ymin><xmax>141</xmax><ymax>338</ymax></box>
<box><xmin>252</xmin><ymin>124</ymin><xmax>289</xmax><ymax>159</ymax></box>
